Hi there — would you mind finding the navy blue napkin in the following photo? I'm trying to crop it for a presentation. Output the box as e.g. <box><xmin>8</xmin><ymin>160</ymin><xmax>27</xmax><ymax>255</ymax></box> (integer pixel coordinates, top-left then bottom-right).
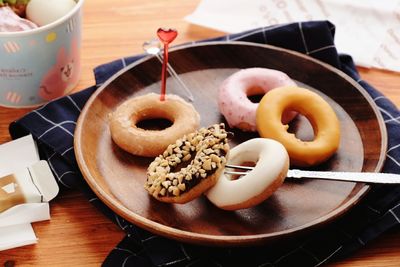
<box><xmin>9</xmin><ymin>21</ymin><xmax>400</xmax><ymax>267</ymax></box>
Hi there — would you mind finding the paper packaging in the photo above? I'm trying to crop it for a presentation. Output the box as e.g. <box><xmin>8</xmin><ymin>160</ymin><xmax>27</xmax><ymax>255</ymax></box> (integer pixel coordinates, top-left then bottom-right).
<box><xmin>0</xmin><ymin>135</ymin><xmax>39</xmax><ymax>177</ymax></box>
<box><xmin>0</xmin><ymin>161</ymin><xmax>59</xmax><ymax>215</ymax></box>
<box><xmin>0</xmin><ymin>135</ymin><xmax>59</xmax><ymax>251</ymax></box>
<box><xmin>185</xmin><ymin>0</ymin><xmax>400</xmax><ymax>72</ymax></box>
<box><xmin>0</xmin><ymin>224</ymin><xmax>38</xmax><ymax>251</ymax></box>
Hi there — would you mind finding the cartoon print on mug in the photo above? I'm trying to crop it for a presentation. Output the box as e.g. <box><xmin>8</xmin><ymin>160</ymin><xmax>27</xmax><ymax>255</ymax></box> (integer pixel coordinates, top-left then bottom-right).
<box><xmin>38</xmin><ymin>37</ymin><xmax>80</xmax><ymax>101</ymax></box>
<box><xmin>0</xmin><ymin>174</ymin><xmax>25</xmax><ymax>213</ymax></box>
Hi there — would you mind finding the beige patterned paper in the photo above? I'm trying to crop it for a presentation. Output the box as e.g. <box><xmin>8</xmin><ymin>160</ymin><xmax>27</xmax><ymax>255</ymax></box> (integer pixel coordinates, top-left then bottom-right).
<box><xmin>186</xmin><ymin>0</ymin><xmax>400</xmax><ymax>72</ymax></box>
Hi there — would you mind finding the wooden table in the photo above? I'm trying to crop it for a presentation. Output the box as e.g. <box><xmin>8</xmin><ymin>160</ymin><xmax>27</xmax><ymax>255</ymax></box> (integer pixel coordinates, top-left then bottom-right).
<box><xmin>1</xmin><ymin>0</ymin><xmax>399</xmax><ymax>266</ymax></box>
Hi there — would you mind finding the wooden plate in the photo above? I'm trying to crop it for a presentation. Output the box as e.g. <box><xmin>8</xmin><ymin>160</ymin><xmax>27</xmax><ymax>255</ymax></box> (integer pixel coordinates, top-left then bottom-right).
<box><xmin>74</xmin><ymin>42</ymin><xmax>387</xmax><ymax>246</ymax></box>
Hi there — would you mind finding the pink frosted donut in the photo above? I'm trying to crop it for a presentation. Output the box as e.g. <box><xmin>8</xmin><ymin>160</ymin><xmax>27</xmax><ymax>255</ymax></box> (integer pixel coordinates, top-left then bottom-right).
<box><xmin>218</xmin><ymin>68</ymin><xmax>297</xmax><ymax>131</ymax></box>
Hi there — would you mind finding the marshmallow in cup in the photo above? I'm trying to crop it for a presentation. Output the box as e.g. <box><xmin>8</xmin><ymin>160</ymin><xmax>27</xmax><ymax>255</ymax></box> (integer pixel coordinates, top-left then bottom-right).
<box><xmin>26</xmin><ymin>0</ymin><xmax>77</xmax><ymax>27</ymax></box>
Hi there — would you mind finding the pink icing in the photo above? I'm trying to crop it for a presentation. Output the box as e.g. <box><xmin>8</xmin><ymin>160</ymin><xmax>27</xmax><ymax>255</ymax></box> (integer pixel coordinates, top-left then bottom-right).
<box><xmin>218</xmin><ymin>68</ymin><xmax>297</xmax><ymax>132</ymax></box>
<box><xmin>0</xmin><ymin>7</ymin><xmax>38</xmax><ymax>32</ymax></box>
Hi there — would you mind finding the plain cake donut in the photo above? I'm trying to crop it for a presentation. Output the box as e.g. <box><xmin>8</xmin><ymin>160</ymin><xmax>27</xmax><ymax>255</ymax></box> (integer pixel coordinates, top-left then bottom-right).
<box><xmin>218</xmin><ymin>68</ymin><xmax>297</xmax><ymax>132</ymax></box>
<box><xmin>109</xmin><ymin>93</ymin><xmax>200</xmax><ymax>157</ymax></box>
<box><xmin>205</xmin><ymin>138</ymin><xmax>289</xmax><ymax>210</ymax></box>
<box><xmin>256</xmin><ymin>86</ymin><xmax>340</xmax><ymax>167</ymax></box>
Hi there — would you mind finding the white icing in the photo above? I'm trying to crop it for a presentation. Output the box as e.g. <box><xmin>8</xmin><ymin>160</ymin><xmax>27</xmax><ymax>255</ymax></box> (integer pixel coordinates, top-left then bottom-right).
<box><xmin>205</xmin><ymin>138</ymin><xmax>289</xmax><ymax>209</ymax></box>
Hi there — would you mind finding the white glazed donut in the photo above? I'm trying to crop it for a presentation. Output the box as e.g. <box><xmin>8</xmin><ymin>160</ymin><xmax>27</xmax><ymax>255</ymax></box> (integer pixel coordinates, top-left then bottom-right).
<box><xmin>218</xmin><ymin>68</ymin><xmax>297</xmax><ymax>132</ymax></box>
<box><xmin>205</xmin><ymin>138</ymin><xmax>289</xmax><ymax>210</ymax></box>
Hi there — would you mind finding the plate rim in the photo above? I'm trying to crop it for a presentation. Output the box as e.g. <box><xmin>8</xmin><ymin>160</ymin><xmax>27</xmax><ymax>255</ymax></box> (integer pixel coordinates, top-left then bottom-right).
<box><xmin>74</xmin><ymin>41</ymin><xmax>388</xmax><ymax>245</ymax></box>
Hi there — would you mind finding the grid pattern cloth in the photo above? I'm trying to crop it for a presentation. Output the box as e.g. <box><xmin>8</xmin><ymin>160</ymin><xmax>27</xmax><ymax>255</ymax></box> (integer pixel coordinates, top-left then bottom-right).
<box><xmin>9</xmin><ymin>21</ymin><xmax>400</xmax><ymax>267</ymax></box>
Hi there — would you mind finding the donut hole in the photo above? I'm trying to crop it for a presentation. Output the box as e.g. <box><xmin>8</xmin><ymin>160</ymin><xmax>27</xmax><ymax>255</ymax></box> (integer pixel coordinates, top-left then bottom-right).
<box><xmin>228</xmin><ymin>161</ymin><xmax>257</xmax><ymax>181</ymax></box>
<box><xmin>248</xmin><ymin>94</ymin><xmax>264</xmax><ymax>103</ymax></box>
<box><xmin>246</xmin><ymin>86</ymin><xmax>265</xmax><ymax>103</ymax></box>
<box><xmin>287</xmin><ymin>113</ymin><xmax>315</xmax><ymax>141</ymax></box>
<box><xmin>134</xmin><ymin>110</ymin><xmax>174</xmax><ymax>130</ymax></box>
<box><xmin>136</xmin><ymin>118</ymin><xmax>173</xmax><ymax>130</ymax></box>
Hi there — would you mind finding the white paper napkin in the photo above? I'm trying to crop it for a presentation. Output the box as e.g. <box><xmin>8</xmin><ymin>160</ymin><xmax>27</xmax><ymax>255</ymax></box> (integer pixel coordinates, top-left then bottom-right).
<box><xmin>185</xmin><ymin>0</ymin><xmax>400</xmax><ymax>72</ymax></box>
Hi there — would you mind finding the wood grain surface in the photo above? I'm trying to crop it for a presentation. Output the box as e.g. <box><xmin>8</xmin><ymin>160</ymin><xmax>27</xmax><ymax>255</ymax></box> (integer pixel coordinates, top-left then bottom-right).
<box><xmin>75</xmin><ymin>42</ymin><xmax>386</xmax><ymax>246</ymax></box>
<box><xmin>0</xmin><ymin>0</ymin><xmax>399</xmax><ymax>266</ymax></box>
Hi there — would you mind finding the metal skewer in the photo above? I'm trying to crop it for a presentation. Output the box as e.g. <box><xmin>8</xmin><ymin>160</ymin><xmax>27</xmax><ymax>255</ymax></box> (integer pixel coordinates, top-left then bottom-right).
<box><xmin>142</xmin><ymin>38</ymin><xmax>194</xmax><ymax>102</ymax></box>
<box><xmin>224</xmin><ymin>164</ymin><xmax>400</xmax><ymax>184</ymax></box>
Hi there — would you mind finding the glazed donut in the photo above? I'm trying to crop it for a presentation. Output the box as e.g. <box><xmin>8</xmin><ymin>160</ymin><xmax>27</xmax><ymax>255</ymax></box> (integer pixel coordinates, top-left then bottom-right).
<box><xmin>109</xmin><ymin>93</ymin><xmax>200</xmax><ymax>157</ymax></box>
<box><xmin>256</xmin><ymin>86</ymin><xmax>340</xmax><ymax>167</ymax></box>
<box><xmin>205</xmin><ymin>138</ymin><xmax>289</xmax><ymax>210</ymax></box>
<box><xmin>218</xmin><ymin>68</ymin><xmax>297</xmax><ymax>132</ymax></box>
<box><xmin>145</xmin><ymin>123</ymin><xmax>230</xmax><ymax>204</ymax></box>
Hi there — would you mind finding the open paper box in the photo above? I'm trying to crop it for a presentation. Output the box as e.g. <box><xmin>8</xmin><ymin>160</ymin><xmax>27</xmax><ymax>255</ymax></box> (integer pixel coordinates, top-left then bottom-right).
<box><xmin>0</xmin><ymin>135</ymin><xmax>59</xmax><ymax>251</ymax></box>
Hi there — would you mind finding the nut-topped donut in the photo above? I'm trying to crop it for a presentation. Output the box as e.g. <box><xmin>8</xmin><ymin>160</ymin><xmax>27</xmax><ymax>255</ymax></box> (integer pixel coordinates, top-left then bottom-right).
<box><xmin>145</xmin><ymin>123</ymin><xmax>230</xmax><ymax>204</ymax></box>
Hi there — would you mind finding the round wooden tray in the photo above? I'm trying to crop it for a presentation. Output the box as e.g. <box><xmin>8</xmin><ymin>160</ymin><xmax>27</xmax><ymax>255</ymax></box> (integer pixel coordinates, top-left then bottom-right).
<box><xmin>74</xmin><ymin>42</ymin><xmax>387</xmax><ymax>246</ymax></box>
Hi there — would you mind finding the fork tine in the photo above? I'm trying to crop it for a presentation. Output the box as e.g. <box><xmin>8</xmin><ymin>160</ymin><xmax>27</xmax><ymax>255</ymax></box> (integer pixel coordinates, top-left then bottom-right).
<box><xmin>224</xmin><ymin>164</ymin><xmax>254</xmax><ymax>176</ymax></box>
<box><xmin>225</xmin><ymin>164</ymin><xmax>254</xmax><ymax>170</ymax></box>
<box><xmin>224</xmin><ymin>170</ymin><xmax>249</xmax><ymax>175</ymax></box>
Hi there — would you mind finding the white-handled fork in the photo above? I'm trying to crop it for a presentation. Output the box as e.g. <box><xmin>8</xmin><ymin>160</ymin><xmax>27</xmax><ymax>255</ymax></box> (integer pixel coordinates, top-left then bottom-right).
<box><xmin>225</xmin><ymin>164</ymin><xmax>400</xmax><ymax>184</ymax></box>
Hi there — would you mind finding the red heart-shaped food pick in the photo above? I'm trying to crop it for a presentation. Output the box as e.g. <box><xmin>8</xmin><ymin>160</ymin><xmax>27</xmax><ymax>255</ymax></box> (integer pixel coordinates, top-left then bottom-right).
<box><xmin>157</xmin><ymin>28</ymin><xmax>178</xmax><ymax>44</ymax></box>
<box><xmin>157</xmin><ymin>28</ymin><xmax>178</xmax><ymax>101</ymax></box>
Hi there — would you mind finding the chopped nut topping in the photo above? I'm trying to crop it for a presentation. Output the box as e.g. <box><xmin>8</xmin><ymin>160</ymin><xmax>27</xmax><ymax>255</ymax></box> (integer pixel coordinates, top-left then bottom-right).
<box><xmin>160</xmin><ymin>188</ymin><xmax>166</xmax><ymax>196</ymax></box>
<box><xmin>145</xmin><ymin>123</ymin><xmax>230</xmax><ymax>198</ymax></box>
<box><xmin>182</xmin><ymin>154</ymin><xmax>191</xmax><ymax>161</ymax></box>
<box><xmin>178</xmin><ymin>183</ymin><xmax>186</xmax><ymax>191</ymax></box>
